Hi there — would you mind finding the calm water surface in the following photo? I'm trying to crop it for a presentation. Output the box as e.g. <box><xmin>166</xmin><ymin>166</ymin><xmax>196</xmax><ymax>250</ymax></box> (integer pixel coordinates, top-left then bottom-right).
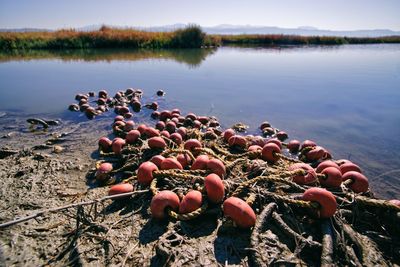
<box><xmin>0</xmin><ymin>45</ymin><xmax>399</xmax><ymax>198</ymax></box>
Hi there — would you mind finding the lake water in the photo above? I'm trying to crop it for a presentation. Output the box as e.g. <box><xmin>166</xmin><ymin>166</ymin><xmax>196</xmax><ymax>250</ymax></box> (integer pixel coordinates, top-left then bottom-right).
<box><xmin>0</xmin><ymin>45</ymin><xmax>399</xmax><ymax>198</ymax></box>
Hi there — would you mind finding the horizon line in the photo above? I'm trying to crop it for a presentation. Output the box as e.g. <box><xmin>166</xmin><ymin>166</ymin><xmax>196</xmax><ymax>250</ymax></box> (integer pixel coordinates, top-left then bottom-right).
<box><xmin>1</xmin><ymin>23</ymin><xmax>399</xmax><ymax>32</ymax></box>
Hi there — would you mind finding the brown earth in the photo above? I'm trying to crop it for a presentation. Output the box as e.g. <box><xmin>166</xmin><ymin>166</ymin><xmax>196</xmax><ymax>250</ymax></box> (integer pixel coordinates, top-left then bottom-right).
<box><xmin>0</xmin><ymin>115</ymin><xmax>245</xmax><ymax>266</ymax></box>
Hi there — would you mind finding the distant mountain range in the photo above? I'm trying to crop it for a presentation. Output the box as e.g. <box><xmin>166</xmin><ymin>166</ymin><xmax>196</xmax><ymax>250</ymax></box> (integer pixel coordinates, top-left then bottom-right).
<box><xmin>204</xmin><ymin>25</ymin><xmax>400</xmax><ymax>37</ymax></box>
<box><xmin>1</xmin><ymin>24</ymin><xmax>400</xmax><ymax>37</ymax></box>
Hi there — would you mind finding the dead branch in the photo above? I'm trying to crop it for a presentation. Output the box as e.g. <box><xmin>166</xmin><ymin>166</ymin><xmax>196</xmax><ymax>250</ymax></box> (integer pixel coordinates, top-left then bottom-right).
<box><xmin>320</xmin><ymin>219</ymin><xmax>334</xmax><ymax>267</ymax></box>
<box><xmin>250</xmin><ymin>203</ymin><xmax>277</xmax><ymax>267</ymax></box>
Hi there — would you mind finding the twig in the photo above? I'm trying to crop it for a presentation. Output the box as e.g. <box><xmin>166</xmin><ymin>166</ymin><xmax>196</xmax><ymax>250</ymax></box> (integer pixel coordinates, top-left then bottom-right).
<box><xmin>345</xmin><ymin>245</ymin><xmax>363</xmax><ymax>267</ymax></box>
<box><xmin>0</xmin><ymin>190</ymin><xmax>149</xmax><ymax>228</ymax></box>
<box><xmin>121</xmin><ymin>242</ymin><xmax>139</xmax><ymax>267</ymax></box>
<box><xmin>320</xmin><ymin>219</ymin><xmax>334</xmax><ymax>267</ymax></box>
<box><xmin>250</xmin><ymin>203</ymin><xmax>277</xmax><ymax>267</ymax></box>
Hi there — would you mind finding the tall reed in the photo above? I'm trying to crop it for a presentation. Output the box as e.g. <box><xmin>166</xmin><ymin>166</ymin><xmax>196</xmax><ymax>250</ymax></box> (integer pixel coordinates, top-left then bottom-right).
<box><xmin>1</xmin><ymin>26</ymin><xmax>399</xmax><ymax>51</ymax></box>
<box><xmin>0</xmin><ymin>25</ymin><xmax>217</xmax><ymax>50</ymax></box>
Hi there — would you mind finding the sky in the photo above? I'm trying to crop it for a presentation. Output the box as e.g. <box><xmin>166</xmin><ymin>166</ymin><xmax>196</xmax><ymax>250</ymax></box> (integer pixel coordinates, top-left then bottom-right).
<box><xmin>0</xmin><ymin>0</ymin><xmax>399</xmax><ymax>30</ymax></box>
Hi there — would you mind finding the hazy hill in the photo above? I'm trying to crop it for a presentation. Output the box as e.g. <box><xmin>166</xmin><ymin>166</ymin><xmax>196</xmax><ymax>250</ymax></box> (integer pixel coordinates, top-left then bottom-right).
<box><xmin>203</xmin><ymin>24</ymin><xmax>400</xmax><ymax>37</ymax></box>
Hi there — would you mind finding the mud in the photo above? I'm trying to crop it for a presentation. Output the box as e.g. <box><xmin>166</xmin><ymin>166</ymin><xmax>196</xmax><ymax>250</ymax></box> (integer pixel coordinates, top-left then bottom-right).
<box><xmin>0</xmin><ymin>114</ymin><xmax>244</xmax><ymax>266</ymax></box>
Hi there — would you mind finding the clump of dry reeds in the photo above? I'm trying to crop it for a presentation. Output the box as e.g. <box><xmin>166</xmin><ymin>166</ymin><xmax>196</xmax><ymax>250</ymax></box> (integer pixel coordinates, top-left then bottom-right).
<box><xmin>0</xmin><ymin>25</ymin><xmax>219</xmax><ymax>50</ymax></box>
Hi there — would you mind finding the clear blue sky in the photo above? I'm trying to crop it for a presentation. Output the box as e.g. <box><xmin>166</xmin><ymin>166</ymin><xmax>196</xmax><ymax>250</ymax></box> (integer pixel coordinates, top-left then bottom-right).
<box><xmin>0</xmin><ymin>0</ymin><xmax>399</xmax><ymax>30</ymax></box>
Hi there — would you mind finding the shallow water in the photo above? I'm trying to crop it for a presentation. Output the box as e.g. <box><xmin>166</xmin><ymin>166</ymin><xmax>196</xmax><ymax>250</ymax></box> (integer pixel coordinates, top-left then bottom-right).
<box><xmin>0</xmin><ymin>45</ymin><xmax>399</xmax><ymax>198</ymax></box>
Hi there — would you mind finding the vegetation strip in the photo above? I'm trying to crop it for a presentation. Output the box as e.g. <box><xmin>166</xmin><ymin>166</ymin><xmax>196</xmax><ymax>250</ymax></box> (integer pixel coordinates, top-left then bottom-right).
<box><xmin>1</xmin><ymin>25</ymin><xmax>399</xmax><ymax>50</ymax></box>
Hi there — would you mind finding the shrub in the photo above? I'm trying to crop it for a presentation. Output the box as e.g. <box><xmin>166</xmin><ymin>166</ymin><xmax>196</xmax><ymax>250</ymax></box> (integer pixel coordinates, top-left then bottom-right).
<box><xmin>171</xmin><ymin>25</ymin><xmax>206</xmax><ymax>48</ymax></box>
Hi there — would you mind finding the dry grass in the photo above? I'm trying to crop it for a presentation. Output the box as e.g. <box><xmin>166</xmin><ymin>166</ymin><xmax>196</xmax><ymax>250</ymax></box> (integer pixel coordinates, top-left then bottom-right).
<box><xmin>0</xmin><ymin>25</ymin><xmax>219</xmax><ymax>50</ymax></box>
<box><xmin>217</xmin><ymin>34</ymin><xmax>400</xmax><ymax>45</ymax></box>
<box><xmin>1</xmin><ymin>25</ymin><xmax>399</xmax><ymax>51</ymax></box>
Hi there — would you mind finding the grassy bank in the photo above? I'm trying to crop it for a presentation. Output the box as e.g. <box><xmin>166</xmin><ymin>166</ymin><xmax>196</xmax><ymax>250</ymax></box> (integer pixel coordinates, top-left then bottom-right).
<box><xmin>0</xmin><ymin>25</ymin><xmax>220</xmax><ymax>50</ymax></box>
<box><xmin>1</xmin><ymin>25</ymin><xmax>399</xmax><ymax>50</ymax></box>
<box><xmin>218</xmin><ymin>34</ymin><xmax>400</xmax><ymax>45</ymax></box>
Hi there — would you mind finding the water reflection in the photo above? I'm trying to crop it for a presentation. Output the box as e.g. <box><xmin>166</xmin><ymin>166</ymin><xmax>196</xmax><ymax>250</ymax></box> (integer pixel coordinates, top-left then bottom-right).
<box><xmin>0</xmin><ymin>48</ymin><xmax>217</xmax><ymax>67</ymax></box>
<box><xmin>224</xmin><ymin>43</ymin><xmax>343</xmax><ymax>52</ymax></box>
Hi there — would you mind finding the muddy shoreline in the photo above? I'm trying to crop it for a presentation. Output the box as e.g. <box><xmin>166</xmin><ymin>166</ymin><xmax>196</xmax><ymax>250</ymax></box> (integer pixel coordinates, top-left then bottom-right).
<box><xmin>0</xmin><ymin>115</ymin><xmax>106</xmax><ymax>265</ymax></box>
<box><xmin>0</xmin><ymin>110</ymin><xmax>399</xmax><ymax>266</ymax></box>
<box><xmin>0</xmin><ymin>114</ymin><xmax>229</xmax><ymax>266</ymax></box>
